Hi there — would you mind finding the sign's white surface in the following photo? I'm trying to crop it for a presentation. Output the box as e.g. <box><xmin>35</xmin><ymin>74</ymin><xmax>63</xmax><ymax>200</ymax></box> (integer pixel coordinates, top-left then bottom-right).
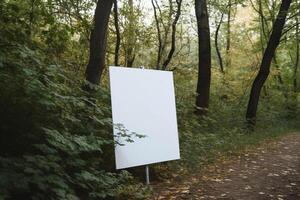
<box><xmin>109</xmin><ymin>66</ymin><xmax>180</xmax><ymax>169</ymax></box>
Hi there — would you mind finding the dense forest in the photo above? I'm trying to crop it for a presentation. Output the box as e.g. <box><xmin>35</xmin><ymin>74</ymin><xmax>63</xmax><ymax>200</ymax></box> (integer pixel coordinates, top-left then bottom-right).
<box><xmin>0</xmin><ymin>0</ymin><xmax>299</xmax><ymax>199</ymax></box>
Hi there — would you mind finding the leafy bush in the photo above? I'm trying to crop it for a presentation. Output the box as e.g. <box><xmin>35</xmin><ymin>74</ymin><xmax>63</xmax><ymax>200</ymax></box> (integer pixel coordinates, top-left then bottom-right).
<box><xmin>156</xmin><ymin>68</ymin><xmax>300</xmax><ymax>174</ymax></box>
<box><xmin>0</xmin><ymin>44</ymin><xmax>149</xmax><ymax>199</ymax></box>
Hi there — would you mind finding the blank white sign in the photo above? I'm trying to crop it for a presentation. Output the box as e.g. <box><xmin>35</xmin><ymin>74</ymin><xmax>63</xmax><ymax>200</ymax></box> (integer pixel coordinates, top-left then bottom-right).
<box><xmin>109</xmin><ymin>66</ymin><xmax>180</xmax><ymax>169</ymax></box>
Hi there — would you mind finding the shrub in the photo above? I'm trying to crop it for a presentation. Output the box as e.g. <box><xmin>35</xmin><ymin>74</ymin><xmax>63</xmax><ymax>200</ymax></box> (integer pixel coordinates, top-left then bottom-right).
<box><xmin>0</xmin><ymin>44</ymin><xmax>149</xmax><ymax>199</ymax></box>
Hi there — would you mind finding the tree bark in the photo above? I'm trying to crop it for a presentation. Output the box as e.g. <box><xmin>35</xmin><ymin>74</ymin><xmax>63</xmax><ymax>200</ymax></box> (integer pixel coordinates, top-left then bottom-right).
<box><xmin>85</xmin><ymin>0</ymin><xmax>113</xmax><ymax>85</ymax></box>
<box><xmin>255</xmin><ymin>0</ymin><xmax>285</xmax><ymax>91</ymax></box>
<box><xmin>125</xmin><ymin>0</ymin><xmax>135</xmax><ymax>67</ymax></box>
<box><xmin>225</xmin><ymin>0</ymin><xmax>232</xmax><ymax>68</ymax></box>
<box><xmin>246</xmin><ymin>0</ymin><xmax>292</xmax><ymax>126</ymax></box>
<box><xmin>151</xmin><ymin>0</ymin><xmax>162</xmax><ymax>69</ymax></box>
<box><xmin>113</xmin><ymin>0</ymin><xmax>120</xmax><ymax>66</ymax></box>
<box><xmin>294</xmin><ymin>9</ymin><xmax>299</xmax><ymax>92</ymax></box>
<box><xmin>273</xmin><ymin>55</ymin><xmax>285</xmax><ymax>91</ymax></box>
<box><xmin>152</xmin><ymin>0</ymin><xmax>175</xmax><ymax>70</ymax></box>
<box><xmin>215</xmin><ymin>13</ymin><xmax>225</xmax><ymax>73</ymax></box>
<box><xmin>151</xmin><ymin>0</ymin><xmax>163</xmax><ymax>70</ymax></box>
<box><xmin>161</xmin><ymin>0</ymin><xmax>183</xmax><ymax>70</ymax></box>
<box><xmin>195</xmin><ymin>0</ymin><xmax>211</xmax><ymax>114</ymax></box>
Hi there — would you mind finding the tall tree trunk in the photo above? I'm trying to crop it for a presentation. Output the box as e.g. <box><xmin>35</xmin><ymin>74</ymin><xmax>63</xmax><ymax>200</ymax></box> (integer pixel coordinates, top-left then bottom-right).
<box><xmin>260</xmin><ymin>0</ymin><xmax>285</xmax><ymax>89</ymax></box>
<box><xmin>215</xmin><ymin>13</ymin><xmax>224</xmax><ymax>73</ymax></box>
<box><xmin>246</xmin><ymin>0</ymin><xmax>292</xmax><ymax>126</ymax></box>
<box><xmin>195</xmin><ymin>0</ymin><xmax>211</xmax><ymax>114</ymax></box>
<box><xmin>273</xmin><ymin>55</ymin><xmax>285</xmax><ymax>92</ymax></box>
<box><xmin>159</xmin><ymin>0</ymin><xmax>173</xmax><ymax>69</ymax></box>
<box><xmin>152</xmin><ymin>0</ymin><xmax>163</xmax><ymax>69</ymax></box>
<box><xmin>125</xmin><ymin>0</ymin><xmax>135</xmax><ymax>67</ymax></box>
<box><xmin>152</xmin><ymin>0</ymin><xmax>174</xmax><ymax>70</ymax></box>
<box><xmin>226</xmin><ymin>0</ymin><xmax>231</xmax><ymax>68</ymax></box>
<box><xmin>161</xmin><ymin>0</ymin><xmax>183</xmax><ymax>70</ymax></box>
<box><xmin>257</xmin><ymin>0</ymin><xmax>268</xmax><ymax>56</ymax></box>
<box><xmin>85</xmin><ymin>0</ymin><xmax>113</xmax><ymax>85</ymax></box>
<box><xmin>294</xmin><ymin>10</ymin><xmax>299</xmax><ymax>92</ymax></box>
<box><xmin>113</xmin><ymin>0</ymin><xmax>120</xmax><ymax>66</ymax></box>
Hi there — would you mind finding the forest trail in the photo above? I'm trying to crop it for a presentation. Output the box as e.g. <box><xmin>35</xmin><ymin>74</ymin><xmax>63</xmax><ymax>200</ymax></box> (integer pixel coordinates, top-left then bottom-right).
<box><xmin>152</xmin><ymin>133</ymin><xmax>300</xmax><ymax>200</ymax></box>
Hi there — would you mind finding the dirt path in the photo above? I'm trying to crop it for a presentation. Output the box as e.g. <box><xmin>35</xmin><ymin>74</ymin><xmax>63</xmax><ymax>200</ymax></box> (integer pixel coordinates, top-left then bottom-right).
<box><xmin>151</xmin><ymin>133</ymin><xmax>300</xmax><ymax>200</ymax></box>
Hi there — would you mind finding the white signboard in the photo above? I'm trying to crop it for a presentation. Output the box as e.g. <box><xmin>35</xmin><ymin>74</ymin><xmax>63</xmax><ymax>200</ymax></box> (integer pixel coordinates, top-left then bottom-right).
<box><xmin>109</xmin><ymin>66</ymin><xmax>180</xmax><ymax>169</ymax></box>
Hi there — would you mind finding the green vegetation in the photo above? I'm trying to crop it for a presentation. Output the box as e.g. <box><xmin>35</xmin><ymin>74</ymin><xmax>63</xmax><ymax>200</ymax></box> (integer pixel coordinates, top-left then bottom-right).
<box><xmin>0</xmin><ymin>44</ymin><xmax>149</xmax><ymax>199</ymax></box>
<box><xmin>0</xmin><ymin>0</ymin><xmax>299</xmax><ymax>199</ymax></box>
<box><xmin>166</xmin><ymin>68</ymin><xmax>300</xmax><ymax>172</ymax></box>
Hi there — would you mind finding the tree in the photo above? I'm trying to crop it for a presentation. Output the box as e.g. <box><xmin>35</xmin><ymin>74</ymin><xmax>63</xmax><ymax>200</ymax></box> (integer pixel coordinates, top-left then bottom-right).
<box><xmin>195</xmin><ymin>0</ymin><xmax>212</xmax><ymax>114</ymax></box>
<box><xmin>226</xmin><ymin>0</ymin><xmax>232</xmax><ymax>68</ymax></box>
<box><xmin>249</xmin><ymin>0</ymin><xmax>285</xmax><ymax>89</ymax></box>
<box><xmin>215</xmin><ymin>12</ymin><xmax>225</xmax><ymax>73</ymax></box>
<box><xmin>151</xmin><ymin>0</ymin><xmax>163</xmax><ymax>69</ymax></box>
<box><xmin>246</xmin><ymin>0</ymin><xmax>292</xmax><ymax>127</ymax></box>
<box><xmin>125</xmin><ymin>0</ymin><xmax>136</xmax><ymax>67</ymax></box>
<box><xmin>161</xmin><ymin>0</ymin><xmax>183</xmax><ymax>70</ymax></box>
<box><xmin>113</xmin><ymin>0</ymin><xmax>121</xmax><ymax>66</ymax></box>
<box><xmin>293</xmin><ymin>1</ymin><xmax>299</xmax><ymax>92</ymax></box>
<box><xmin>85</xmin><ymin>0</ymin><xmax>114</xmax><ymax>85</ymax></box>
<box><xmin>152</xmin><ymin>0</ymin><xmax>183</xmax><ymax>70</ymax></box>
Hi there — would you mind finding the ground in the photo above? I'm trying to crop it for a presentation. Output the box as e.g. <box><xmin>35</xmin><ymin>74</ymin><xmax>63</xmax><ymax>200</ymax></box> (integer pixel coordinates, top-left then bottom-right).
<box><xmin>151</xmin><ymin>133</ymin><xmax>300</xmax><ymax>200</ymax></box>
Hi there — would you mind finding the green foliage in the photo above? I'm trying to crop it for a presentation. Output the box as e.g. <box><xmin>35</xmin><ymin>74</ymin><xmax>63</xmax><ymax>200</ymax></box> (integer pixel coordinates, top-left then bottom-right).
<box><xmin>0</xmin><ymin>0</ymin><xmax>32</xmax><ymax>44</ymax></box>
<box><xmin>1</xmin><ymin>0</ymin><xmax>300</xmax><ymax>198</ymax></box>
<box><xmin>0</xmin><ymin>44</ymin><xmax>149</xmax><ymax>199</ymax></box>
<box><xmin>156</xmin><ymin>67</ymin><xmax>300</xmax><ymax>174</ymax></box>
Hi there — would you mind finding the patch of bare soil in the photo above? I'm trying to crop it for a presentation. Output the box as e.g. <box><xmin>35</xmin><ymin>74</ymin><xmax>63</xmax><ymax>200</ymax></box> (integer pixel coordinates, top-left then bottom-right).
<box><xmin>151</xmin><ymin>133</ymin><xmax>300</xmax><ymax>200</ymax></box>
